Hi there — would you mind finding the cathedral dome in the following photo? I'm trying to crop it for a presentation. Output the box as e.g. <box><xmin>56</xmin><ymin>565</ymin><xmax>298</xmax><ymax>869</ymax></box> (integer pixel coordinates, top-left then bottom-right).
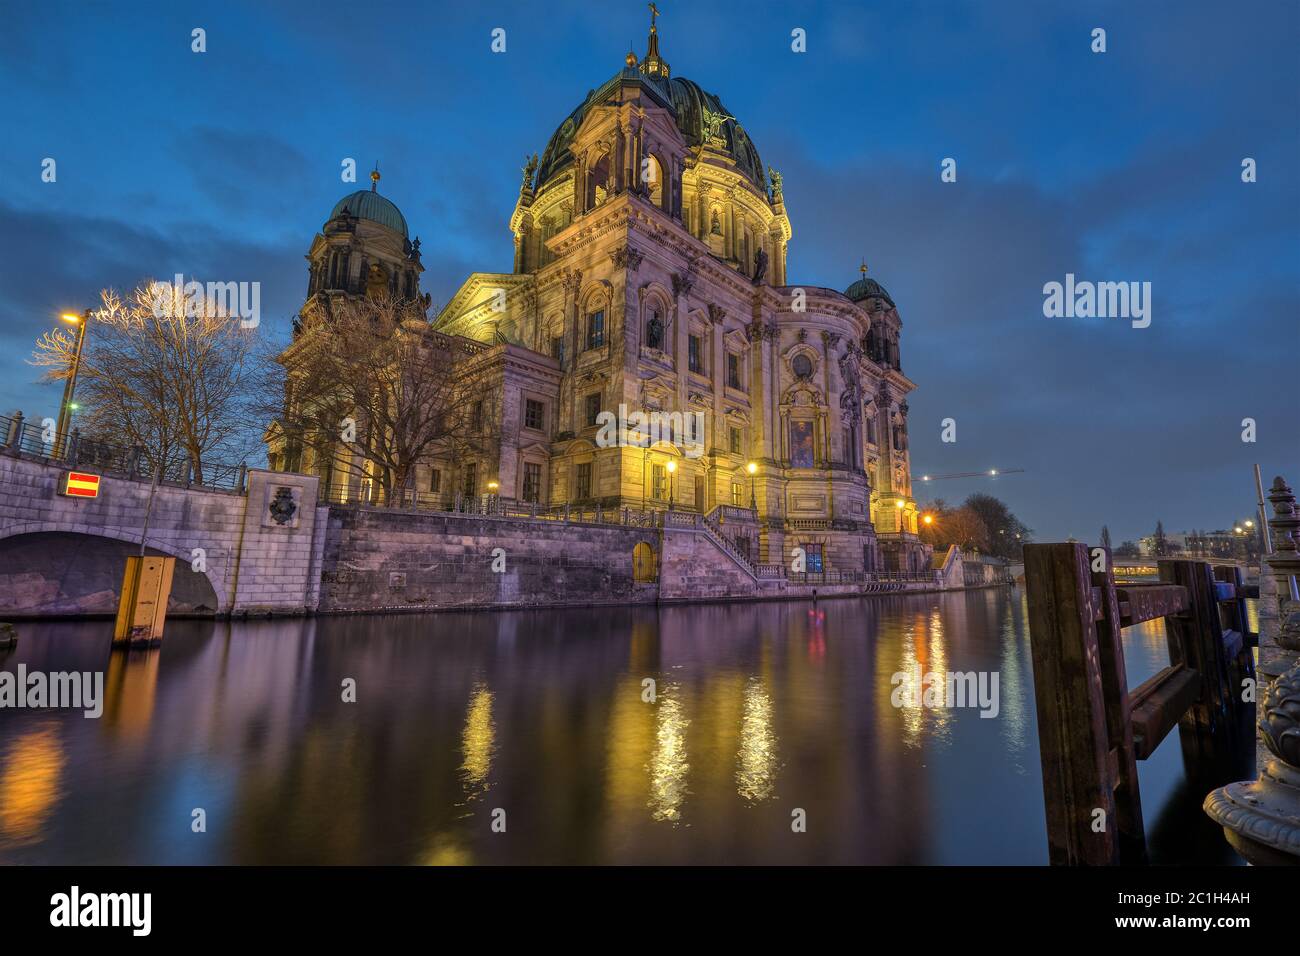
<box><xmin>845</xmin><ymin>275</ymin><xmax>894</xmax><ymax>306</ymax></box>
<box><xmin>534</xmin><ymin>72</ymin><xmax>766</xmax><ymax>194</ymax></box>
<box><xmin>329</xmin><ymin>188</ymin><xmax>408</xmax><ymax>238</ymax></box>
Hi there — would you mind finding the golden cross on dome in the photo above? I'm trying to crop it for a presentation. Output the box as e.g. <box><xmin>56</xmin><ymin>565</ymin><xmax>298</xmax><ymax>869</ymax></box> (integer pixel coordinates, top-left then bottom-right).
<box><xmin>859</xmin><ymin>259</ymin><xmax>868</xmax><ymax>276</ymax></box>
<box><xmin>370</xmin><ymin>162</ymin><xmax>381</xmax><ymax>192</ymax></box>
<box><xmin>649</xmin><ymin>3</ymin><xmax>660</xmax><ymax>31</ymax></box>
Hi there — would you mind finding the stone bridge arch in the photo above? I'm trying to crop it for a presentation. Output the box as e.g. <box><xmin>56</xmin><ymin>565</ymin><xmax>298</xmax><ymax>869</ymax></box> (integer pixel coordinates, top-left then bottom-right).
<box><xmin>0</xmin><ymin>527</ymin><xmax>223</xmax><ymax>616</ymax></box>
<box><xmin>0</xmin><ymin>453</ymin><xmax>324</xmax><ymax>618</ymax></box>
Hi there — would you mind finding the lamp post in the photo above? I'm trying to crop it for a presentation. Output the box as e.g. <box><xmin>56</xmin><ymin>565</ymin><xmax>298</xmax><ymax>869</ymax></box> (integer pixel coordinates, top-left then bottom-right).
<box><xmin>55</xmin><ymin>309</ymin><xmax>90</xmax><ymax>453</ymax></box>
<box><xmin>746</xmin><ymin>461</ymin><xmax>757</xmax><ymax>512</ymax></box>
<box><xmin>488</xmin><ymin>479</ymin><xmax>499</xmax><ymax>514</ymax></box>
<box><xmin>666</xmin><ymin>460</ymin><xmax>676</xmax><ymax>511</ymax></box>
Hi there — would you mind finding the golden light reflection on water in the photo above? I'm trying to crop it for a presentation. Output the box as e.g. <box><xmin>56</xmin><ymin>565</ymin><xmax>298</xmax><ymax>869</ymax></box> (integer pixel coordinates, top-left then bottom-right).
<box><xmin>0</xmin><ymin>722</ymin><xmax>66</xmax><ymax>847</ymax></box>
<box><xmin>459</xmin><ymin>683</ymin><xmax>495</xmax><ymax>794</ymax></box>
<box><xmin>103</xmin><ymin>648</ymin><xmax>160</xmax><ymax>742</ymax></box>
<box><xmin>419</xmin><ymin>833</ymin><xmax>473</xmax><ymax>866</ymax></box>
<box><xmin>647</xmin><ymin>689</ymin><xmax>690</xmax><ymax>822</ymax></box>
<box><xmin>893</xmin><ymin>609</ymin><xmax>951</xmax><ymax>747</ymax></box>
<box><xmin>736</xmin><ymin>677</ymin><xmax>777</xmax><ymax>802</ymax></box>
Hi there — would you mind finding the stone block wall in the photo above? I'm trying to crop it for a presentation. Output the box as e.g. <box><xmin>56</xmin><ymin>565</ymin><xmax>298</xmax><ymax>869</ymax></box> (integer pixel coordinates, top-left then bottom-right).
<box><xmin>320</xmin><ymin>507</ymin><xmax>661</xmax><ymax>612</ymax></box>
<box><xmin>658</xmin><ymin>527</ymin><xmax>761</xmax><ymax>602</ymax></box>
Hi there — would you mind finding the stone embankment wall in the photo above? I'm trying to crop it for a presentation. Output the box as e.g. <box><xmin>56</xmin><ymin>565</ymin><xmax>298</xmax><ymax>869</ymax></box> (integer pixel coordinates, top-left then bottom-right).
<box><xmin>320</xmin><ymin>507</ymin><xmax>661</xmax><ymax>612</ymax></box>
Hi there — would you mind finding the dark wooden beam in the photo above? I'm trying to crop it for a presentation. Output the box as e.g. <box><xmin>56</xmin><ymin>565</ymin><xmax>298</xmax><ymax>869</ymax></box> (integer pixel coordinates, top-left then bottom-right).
<box><xmin>1128</xmin><ymin>664</ymin><xmax>1201</xmax><ymax>760</ymax></box>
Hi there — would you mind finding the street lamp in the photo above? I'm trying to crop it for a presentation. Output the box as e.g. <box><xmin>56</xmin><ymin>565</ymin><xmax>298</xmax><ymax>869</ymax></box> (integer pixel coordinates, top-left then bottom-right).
<box><xmin>746</xmin><ymin>461</ymin><xmax>757</xmax><ymax>511</ymax></box>
<box><xmin>55</xmin><ymin>309</ymin><xmax>91</xmax><ymax>452</ymax></box>
<box><xmin>666</xmin><ymin>460</ymin><xmax>676</xmax><ymax>511</ymax></box>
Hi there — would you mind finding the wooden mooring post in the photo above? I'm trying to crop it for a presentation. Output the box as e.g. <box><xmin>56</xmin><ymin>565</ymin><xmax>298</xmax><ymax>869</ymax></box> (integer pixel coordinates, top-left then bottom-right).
<box><xmin>1023</xmin><ymin>542</ymin><xmax>1254</xmax><ymax>865</ymax></box>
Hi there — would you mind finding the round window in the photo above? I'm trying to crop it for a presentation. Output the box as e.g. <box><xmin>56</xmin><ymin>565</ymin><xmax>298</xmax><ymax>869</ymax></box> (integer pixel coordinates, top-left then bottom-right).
<box><xmin>792</xmin><ymin>353</ymin><xmax>813</xmax><ymax>379</ymax></box>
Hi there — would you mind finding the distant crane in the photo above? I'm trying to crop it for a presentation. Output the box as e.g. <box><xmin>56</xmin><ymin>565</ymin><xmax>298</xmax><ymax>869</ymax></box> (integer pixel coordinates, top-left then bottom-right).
<box><xmin>916</xmin><ymin>468</ymin><xmax>1025</xmax><ymax>483</ymax></box>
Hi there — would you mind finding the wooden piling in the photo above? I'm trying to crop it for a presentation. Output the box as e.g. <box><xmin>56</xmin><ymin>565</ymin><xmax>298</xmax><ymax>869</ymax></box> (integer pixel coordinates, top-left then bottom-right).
<box><xmin>1023</xmin><ymin>543</ymin><xmax>1119</xmax><ymax>865</ymax></box>
<box><xmin>1158</xmin><ymin>559</ymin><xmax>1234</xmax><ymax>759</ymax></box>
<box><xmin>1090</xmin><ymin>547</ymin><xmax>1147</xmax><ymax>863</ymax></box>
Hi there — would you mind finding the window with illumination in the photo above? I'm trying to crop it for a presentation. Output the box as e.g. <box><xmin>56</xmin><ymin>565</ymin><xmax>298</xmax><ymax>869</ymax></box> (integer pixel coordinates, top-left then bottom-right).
<box><xmin>586</xmin><ymin>310</ymin><xmax>604</xmax><ymax>350</ymax></box>
<box><xmin>522</xmin><ymin>462</ymin><xmax>541</xmax><ymax>503</ymax></box>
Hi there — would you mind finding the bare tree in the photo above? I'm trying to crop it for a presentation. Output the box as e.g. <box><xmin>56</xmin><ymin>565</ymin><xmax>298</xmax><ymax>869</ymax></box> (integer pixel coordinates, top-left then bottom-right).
<box><xmin>257</xmin><ymin>294</ymin><xmax>497</xmax><ymax>506</ymax></box>
<box><xmin>30</xmin><ymin>281</ymin><xmax>258</xmax><ymax>481</ymax></box>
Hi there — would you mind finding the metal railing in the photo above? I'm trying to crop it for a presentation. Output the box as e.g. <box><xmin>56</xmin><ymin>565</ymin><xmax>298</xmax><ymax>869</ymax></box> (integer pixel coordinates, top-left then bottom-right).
<box><xmin>312</xmin><ymin>481</ymin><xmax>947</xmax><ymax>589</ymax></box>
<box><xmin>1</xmin><ymin>411</ymin><xmax>248</xmax><ymax>493</ymax></box>
<box><xmin>790</xmin><ymin>569</ymin><xmax>938</xmax><ymax>587</ymax></box>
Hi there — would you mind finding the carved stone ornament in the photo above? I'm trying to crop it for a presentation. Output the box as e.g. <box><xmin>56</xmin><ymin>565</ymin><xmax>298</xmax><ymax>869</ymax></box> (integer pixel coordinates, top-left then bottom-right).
<box><xmin>708</xmin><ymin>304</ymin><xmax>726</xmax><ymax>325</ymax></box>
<box><xmin>269</xmin><ymin>487</ymin><xmax>298</xmax><ymax>526</ymax></box>
<box><xmin>1204</xmin><ymin>664</ymin><xmax>1300</xmax><ymax>864</ymax></box>
<box><xmin>609</xmin><ymin>245</ymin><xmax>644</xmax><ymax>271</ymax></box>
<box><xmin>671</xmin><ymin>271</ymin><xmax>694</xmax><ymax>300</ymax></box>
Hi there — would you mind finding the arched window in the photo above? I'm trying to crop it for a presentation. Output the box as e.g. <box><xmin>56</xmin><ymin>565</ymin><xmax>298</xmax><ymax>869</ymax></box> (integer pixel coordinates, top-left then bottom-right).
<box><xmin>587</xmin><ymin>152</ymin><xmax>611</xmax><ymax>209</ymax></box>
<box><xmin>645</xmin><ymin>154</ymin><xmax>664</xmax><ymax>208</ymax></box>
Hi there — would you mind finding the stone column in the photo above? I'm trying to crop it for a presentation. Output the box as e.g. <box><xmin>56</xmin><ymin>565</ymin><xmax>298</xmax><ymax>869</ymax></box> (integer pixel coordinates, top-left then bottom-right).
<box><xmin>1204</xmin><ymin>474</ymin><xmax>1300</xmax><ymax>864</ymax></box>
<box><xmin>710</xmin><ymin>305</ymin><xmax>726</xmax><ymax>455</ymax></box>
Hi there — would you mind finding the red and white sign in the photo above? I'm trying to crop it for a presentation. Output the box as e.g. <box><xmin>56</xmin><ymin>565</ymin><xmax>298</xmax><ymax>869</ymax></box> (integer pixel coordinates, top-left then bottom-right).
<box><xmin>61</xmin><ymin>471</ymin><xmax>102</xmax><ymax>498</ymax></box>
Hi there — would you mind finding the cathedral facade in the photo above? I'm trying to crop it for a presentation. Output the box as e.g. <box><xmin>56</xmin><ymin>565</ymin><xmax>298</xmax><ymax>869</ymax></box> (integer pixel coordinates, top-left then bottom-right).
<box><xmin>273</xmin><ymin>21</ymin><xmax>926</xmax><ymax>575</ymax></box>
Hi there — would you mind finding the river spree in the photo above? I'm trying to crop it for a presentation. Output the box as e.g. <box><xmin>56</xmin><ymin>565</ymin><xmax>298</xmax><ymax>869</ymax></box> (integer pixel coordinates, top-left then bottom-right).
<box><xmin>0</xmin><ymin>588</ymin><xmax>1245</xmax><ymax>865</ymax></box>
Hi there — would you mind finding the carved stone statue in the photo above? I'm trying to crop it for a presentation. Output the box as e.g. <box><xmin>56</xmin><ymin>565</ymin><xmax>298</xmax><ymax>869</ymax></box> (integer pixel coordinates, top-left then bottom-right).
<box><xmin>521</xmin><ymin>153</ymin><xmax>538</xmax><ymax>191</ymax></box>
<box><xmin>646</xmin><ymin>310</ymin><xmax>664</xmax><ymax>350</ymax></box>
<box><xmin>710</xmin><ymin>209</ymin><xmax>722</xmax><ymax>235</ymax></box>
<box><xmin>838</xmin><ymin>349</ymin><xmax>863</xmax><ymax>426</ymax></box>
<box><xmin>366</xmin><ymin>262</ymin><xmax>388</xmax><ymax>299</ymax></box>
<box><xmin>752</xmin><ymin>247</ymin><xmax>768</xmax><ymax>285</ymax></box>
<box><xmin>767</xmin><ymin>166</ymin><xmax>783</xmax><ymax>199</ymax></box>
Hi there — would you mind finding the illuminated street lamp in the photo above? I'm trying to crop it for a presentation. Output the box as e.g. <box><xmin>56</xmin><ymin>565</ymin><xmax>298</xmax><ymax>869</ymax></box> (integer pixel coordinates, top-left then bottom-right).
<box><xmin>55</xmin><ymin>309</ymin><xmax>91</xmax><ymax>452</ymax></box>
<box><xmin>746</xmin><ymin>461</ymin><xmax>757</xmax><ymax>511</ymax></box>
<box><xmin>922</xmin><ymin>513</ymin><xmax>934</xmax><ymax>526</ymax></box>
<box><xmin>666</xmin><ymin>460</ymin><xmax>676</xmax><ymax>511</ymax></box>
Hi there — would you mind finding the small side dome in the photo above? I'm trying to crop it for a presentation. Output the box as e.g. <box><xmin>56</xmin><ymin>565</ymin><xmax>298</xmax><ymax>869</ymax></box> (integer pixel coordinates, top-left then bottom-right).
<box><xmin>329</xmin><ymin>189</ymin><xmax>408</xmax><ymax>238</ymax></box>
<box><xmin>845</xmin><ymin>275</ymin><xmax>893</xmax><ymax>307</ymax></box>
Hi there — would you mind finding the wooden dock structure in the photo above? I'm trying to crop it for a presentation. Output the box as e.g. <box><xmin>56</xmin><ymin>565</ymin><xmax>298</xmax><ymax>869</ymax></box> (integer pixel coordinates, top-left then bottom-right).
<box><xmin>1023</xmin><ymin>543</ymin><xmax>1256</xmax><ymax>865</ymax></box>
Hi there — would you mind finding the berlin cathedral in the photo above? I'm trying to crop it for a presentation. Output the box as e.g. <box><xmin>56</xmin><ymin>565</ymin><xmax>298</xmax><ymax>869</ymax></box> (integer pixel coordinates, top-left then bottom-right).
<box><xmin>270</xmin><ymin>13</ymin><xmax>926</xmax><ymax>575</ymax></box>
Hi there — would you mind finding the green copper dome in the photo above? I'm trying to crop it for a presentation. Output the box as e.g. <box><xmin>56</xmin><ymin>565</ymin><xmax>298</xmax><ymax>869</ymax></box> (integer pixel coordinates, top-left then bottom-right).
<box><xmin>329</xmin><ymin>189</ymin><xmax>408</xmax><ymax>238</ymax></box>
<box><xmin>845</xmin><ymin>276</ymin><xmax>894</xmax><ymax>306</ymax></box>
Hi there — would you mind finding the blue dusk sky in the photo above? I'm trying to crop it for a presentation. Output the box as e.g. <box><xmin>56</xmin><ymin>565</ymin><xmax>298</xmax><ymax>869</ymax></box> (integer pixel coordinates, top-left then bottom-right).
<box><xmin>1</xmin><ymin>0</ymin><xmax>1296</xmax><ymax>544</ymax></box>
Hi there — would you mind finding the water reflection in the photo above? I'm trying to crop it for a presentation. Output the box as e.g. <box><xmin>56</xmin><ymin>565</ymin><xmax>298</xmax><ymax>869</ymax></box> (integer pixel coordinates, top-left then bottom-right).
<box><xmin>647</xmin><ymin>689</ymin><xmax>690</xmax><ymax>822</ymax></box>
<box><xmin>459</xmin><ymin>683</ymin><xmax>495</xmax><ymax>795</ymax></box>
<box><xmin>0</xmin><ymin>722</ymin><xmax>65</xmax><ymax>846</ymax></box>
<box><xmin>736</xmin><ymin>677</ymin><xmax>777</xmax><ymax>803</ymax></box>
<box><xmin>0</xmin><ymin>590</ymin><xmax>1240</xmax><ymax>865</ymax></box>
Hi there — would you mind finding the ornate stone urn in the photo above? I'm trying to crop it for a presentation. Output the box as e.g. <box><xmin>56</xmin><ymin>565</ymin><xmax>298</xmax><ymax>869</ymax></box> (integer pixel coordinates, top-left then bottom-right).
<box><xmin>1204</xmin><ymin>664</ymin><xmax>1300</xmax><ymax>864</ymax></box>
